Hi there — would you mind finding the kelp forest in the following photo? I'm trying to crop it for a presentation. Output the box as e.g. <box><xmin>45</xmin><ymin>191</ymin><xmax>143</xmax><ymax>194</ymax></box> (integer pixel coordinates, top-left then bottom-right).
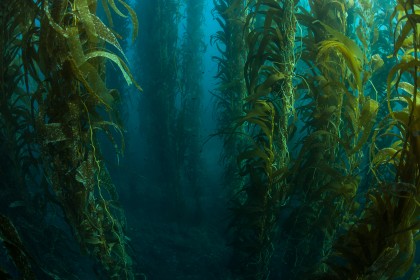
<box><xmin>2</xmin><ymin>0</ymin><xmax>420</xmax><ymax>279</ymax></box>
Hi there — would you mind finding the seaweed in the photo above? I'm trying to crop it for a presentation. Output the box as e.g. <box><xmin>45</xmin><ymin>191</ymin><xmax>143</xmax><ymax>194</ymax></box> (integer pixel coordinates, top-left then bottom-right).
<box><xmin>226</xmin><ymin>0</ymin><xmax>297</xmax><ymax>279</ymax></box>
<box><xmin>211</xmin><ymin>0</ymin><xmax>247</xmax><ymax>198</ymax></box>
<box><xmin>0</xmin><ymin>0</ymin><xmax>141</xmax><ymax>278</ymax></box>
<box><xmin>315</xmin><ymin>1</ymin><xmax>420</xmax><ymax>279</ymax></box>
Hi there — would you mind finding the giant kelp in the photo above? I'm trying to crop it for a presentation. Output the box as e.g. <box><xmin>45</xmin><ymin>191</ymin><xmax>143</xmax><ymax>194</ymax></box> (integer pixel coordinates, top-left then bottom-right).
<box><xmin>277</xmin><ymin>1</ymin><xmax>390</xmax><ymax>277</ymax></box>
<box><xmin>212</xmin><ymin>0</ymin><xmax>247</xmax><ymax>206</ymax></box>
<box><xmin>36</xmin><ymin>0</ymin><xmax>139</xmax><ymax>277</ymax></box>
<box><xmin>226</xmin><ymin>0</ymin><xmax>297</xmax><ymax>279</ymax></box>
<box><xmin>4</xmin><ymin>0</ymin><xmax>420</xmax><ymax>278</ymax></box>
<box><xmin>0</xmin><ymin>2</ymin><xmax>96</xmax><ymax>278</ymax></box>
<box><xmin>0</xmin><ymin>0</ymin><xmax>140</xmax><ymax>278</ymax></box>
<box><xmin>306</xmin><ymin>0</ymin><xmax>420</xmax><ymax>278</ymax></box>
<box><xmin>0</xmin><ymin>0</ymin><xmax>37</xmax><ymax>198</ymax></box>
<box><xmin>342</xmin><ymin>0</ymin><xmax>420</xmax><ymax>276</ymax></box>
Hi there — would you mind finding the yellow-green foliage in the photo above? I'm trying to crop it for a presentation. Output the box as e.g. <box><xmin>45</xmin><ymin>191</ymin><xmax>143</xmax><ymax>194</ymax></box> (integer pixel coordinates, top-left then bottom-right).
<box><xmin>376</xmin><ymin>0</ymin><xmax>420</xmax><ymax>180</ymax></box>
<box><xmin>326</xmin><ymin>1</ymin><xmax>420</xmax><ymax>279</ymax></box>
<box><xmin>20</xmin><ymin>0</ymin><xmax>140</xmax><ymax>278</ymax></box>
<box><xmin>278</xmin><ymin>1</ymin><xmax>386</xmax><ymax>278</ymax></box>
<box><xmin>229</xmin><ymin>0</ymin><xmax>296</xmax><ymax>279</ymax></box>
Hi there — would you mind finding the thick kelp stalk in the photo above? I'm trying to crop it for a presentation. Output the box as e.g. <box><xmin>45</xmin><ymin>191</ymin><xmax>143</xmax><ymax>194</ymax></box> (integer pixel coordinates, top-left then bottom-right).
<box><xmin>1</xmin><ymin>1</ymin><xmax>104</xmax><ymax>277</ymax></box>
<box><xmin>181</xmin><ymin>0</ymin><xmax>205</xmax><ymax>222</ymax></box>
<box><xmin>316</xmin><ymin>1</ymin><xmax>420</xmax><ymax>279</ymax></box>
<box><xmin>277</xmin><ymin>0</ymin><xmax>296</xmax><ymax>169</ymax></box>
<box><xmin>229</xmin><ymin>0</ymin><xmax>297</xmax><ymax>278</ymax></box>
<box><xmin>212</xmin><ymin>0</ymin><xmax>247</xmax><ymax>202</ymax></box>
<box><xmin>134</xmin><ymin>0</ymin><xmax>184</xmax><ymax>218</ymax></box>
<box><xmin>280</xmin><ymin>0</ymin><xmax>380</xmax><ymax>277</ymax></box>
<box><xmin>25</xmin><ymin>1</ymin><xmax>139</xmax><ymax>278</ymax></box>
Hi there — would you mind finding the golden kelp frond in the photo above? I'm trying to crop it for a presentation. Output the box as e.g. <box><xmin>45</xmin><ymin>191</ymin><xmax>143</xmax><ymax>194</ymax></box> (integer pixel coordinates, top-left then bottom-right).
<box><xmin>75</xmin><ymin>0</ymin><xmax>98</xmax><ymax>40</ymax></box>
<box><xmin>43</xmin><ymin>0</ymin><xmax>138</xmax><ymax>86</ymax></box>
<box><xmin>43</xmin><ymin>0</ymin><xmax>69</xmax><ymax>38</ymax></box>
<box><xmin>239</xmin><ymin>101</ymin><xmax>275</xmax><ymax>143</ymax></box>
<box><xmin>108</xmin><ymin>0</ymin><xmax>126</xmax><ymax>17</ymax></box>
<box><xmin>392</xmin><ymin>0</ymin><xmax>420</xmax><ymax>55</ymax></box>
<box><xmin>116</xmin><ymin>0</ymin><xmax>138</xmax><ymax>42</ymax></box>
<box><xmin>356</xmin><ymin>24</ymin><xmax>368</xmax><ymax>49</ymax></box>
<box><xmin>104</xmin><ymin>0</ymin><xmax>138</xmax><ymax>42</ymax></box>
<box><xmin>348</xmin><ymin>98</ymin><xmax>379</xmax><ymax>154</ymax></box>
<box><xmin>91</xmin><ymin>14</ymin><xmax>126</xmax><ymax>58</ymax></box>
<box><xmin>319</xmin><ymin>21</ymin><xmax>366</xmax><ymax>62</ymax></box>
<box><xmin>85</xmin><ymin>51</ymin><xmax>140</xmax><ymax>89</ymax></box>
<box><xmin>387</xmin><ymin>59</ymin><xmax>420</xmax><ymax>108</ymax></box>
<box><xmin>317</xmin><ymin>39</ymin><xmax>363</xmax><ymax>91</ymax></box>
<box><xmin>248</xmin><ymin>72</ymin><xmax>286</xmax><ymax>102</ymax></box>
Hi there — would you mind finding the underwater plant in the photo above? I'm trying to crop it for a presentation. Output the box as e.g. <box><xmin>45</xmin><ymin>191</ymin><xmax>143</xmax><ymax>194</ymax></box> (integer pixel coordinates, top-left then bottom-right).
<box><xmin>226</xmin><ymin>0</ymin><xmax>298</xmax><ymax>278</ymax></box>
<box><xmin>212</xmin><ymin>0</ymin><xmax>247</xmax><ymax>199</ymax></box>
<box><xmin>5</xmin><ymin>0</ymin><xmax>420</xmax><ymax>279</ymax></box>
<box><xmin>0</xmin><ymin>1</ymin><xmax>40</xmax><ymax>277</ymax></box>
<box><xmin>310</xmin><ymin>0</ymin><xmax>420</xmax><ymax>279</ymax></box>
<box><xmin>0</xmin><ymin>0</ymin><xmax>141</xmax><ymax>278</ymax></box>
<box><xmin>277</xmin><ymin>0</ymin><xmax>384</xmax><ymax>278</ymax></box>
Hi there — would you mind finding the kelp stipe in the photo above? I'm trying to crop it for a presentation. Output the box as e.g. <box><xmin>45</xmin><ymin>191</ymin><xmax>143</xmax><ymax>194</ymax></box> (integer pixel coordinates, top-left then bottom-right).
<box><xmin>212</xmin><ymin>0</ymin><xmax>247</xmax><ymax>201</ymax></box>
<box><xmin>31</xmin><ymin>0</ymin><xmax>139</xmax><ymax>278</ymax></box>
<box><xmin>0</xmin><ymin>0</ymin><xmax>140</xmax><ymax>277</ymax></box>
<box><xmin>227</xmin><ymin>0</ymin><xmax>297</xmax><ymax>278</ymax></box>
<box><xmin>278</xmin><ymin>0</ymin><xmax>383</xmax><ymax>277</ymax></box>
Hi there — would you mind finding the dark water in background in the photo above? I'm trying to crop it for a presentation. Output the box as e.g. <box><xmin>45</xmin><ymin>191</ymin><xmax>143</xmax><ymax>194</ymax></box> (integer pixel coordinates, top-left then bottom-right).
<box><xmin>93</xmin><ymin>1</ymin><xmax>230</xmax><ymax>279</ymax></box>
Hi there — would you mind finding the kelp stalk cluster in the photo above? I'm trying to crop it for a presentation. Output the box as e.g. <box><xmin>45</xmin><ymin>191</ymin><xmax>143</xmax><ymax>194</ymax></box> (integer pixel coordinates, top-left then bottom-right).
<box><xmin>212</xmin><ymin>0</ymin><xmax>247</xmax><ymax>197</ymax></box>
<box><xmin>227</xmin><ymin>0</ymin><xmax>297</xmax><ymax>279</ymax></box>
<box><xmin>0</xmin><ymin>0</ymin><xmax>140</xmax><ymax>278</ymax></box>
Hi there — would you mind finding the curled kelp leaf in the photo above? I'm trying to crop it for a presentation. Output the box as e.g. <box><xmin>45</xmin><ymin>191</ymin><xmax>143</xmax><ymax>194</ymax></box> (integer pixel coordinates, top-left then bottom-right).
<box><xmin>84</xmin><ymin>50</ymin><xmax>141</xmax><ymax>90</ymax></box>
<box><xmin>349</xmin><ymin>99</ymin><xmax>379</xmax><ymax>154</ymax></box>
<box><xmin>107</xmin><ymin>0</ymin><xmax>138</xmax><ymax>42</ymax></box>
<box><xmin>371</xmin><ymin>54</ymin><xmax>384</xmax><ymax>72</ymax></box>
<box><xmin>317</xmin><ymin>39</ymin><xmax>363</xmax><ymax>91</ymax></box>
<box><xmin>91</xmin><ymin>14</ymin><xmax>127</xmax><ymax>59</ymax></box>
<box><xmin>318</xmin><ymin>20</ymin><xmax>365</xmax><ymax>61</ymax></box>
